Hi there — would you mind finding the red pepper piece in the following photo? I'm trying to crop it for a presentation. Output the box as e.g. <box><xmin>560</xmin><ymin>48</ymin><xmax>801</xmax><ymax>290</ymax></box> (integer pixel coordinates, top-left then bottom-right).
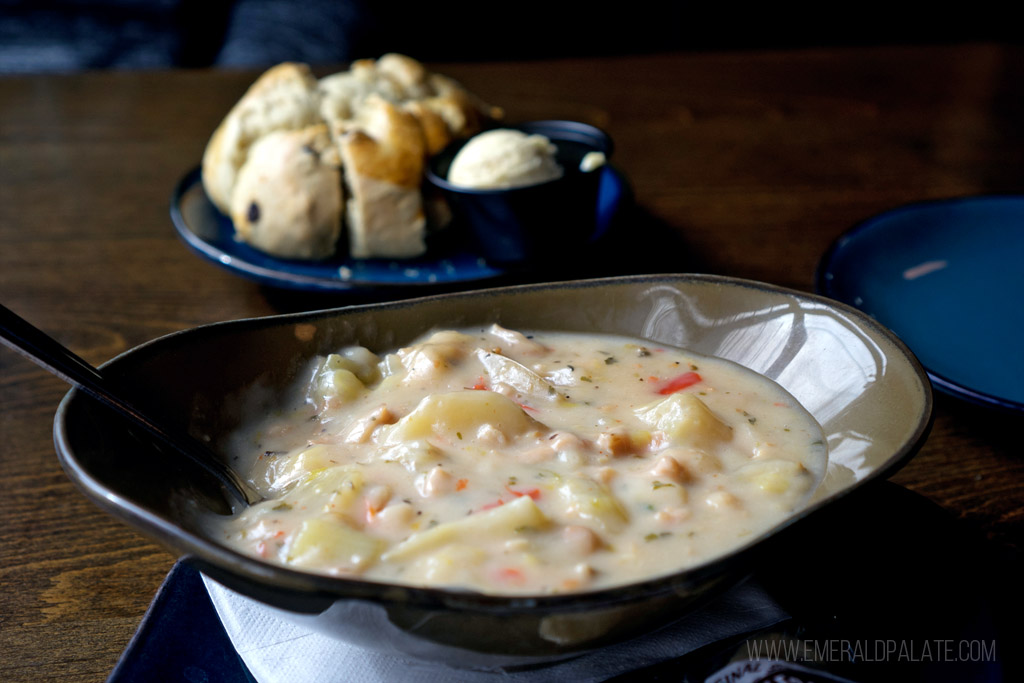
<box><xmin>506</xmin><ymin>486</ymin><xmax>541</xmax><ymax>500</ymax></box>
<box><xmin>657</xmin><ymin>371</ymin><xmax>702</xmax><ymax>395</ymax></box>
<box><xmin>496</xmin><ymin>567</ymin><xmax>525</xmax><ymax>584</ymax></box>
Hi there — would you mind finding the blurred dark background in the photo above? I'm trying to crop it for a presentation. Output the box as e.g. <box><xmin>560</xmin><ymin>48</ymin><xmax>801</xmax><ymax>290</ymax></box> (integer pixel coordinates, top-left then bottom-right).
<box><xmin>0</xmin><ymin>0</ymin><xmax>1018</xmax><ymax>73</ymax></box>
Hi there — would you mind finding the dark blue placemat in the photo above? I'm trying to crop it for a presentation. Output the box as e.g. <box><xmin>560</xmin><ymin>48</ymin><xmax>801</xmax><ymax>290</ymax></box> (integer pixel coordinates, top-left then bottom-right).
<box><xmin>107</xmin><ymin>560</ymin><xmax>255</xmax><ymax>683</ymax></box>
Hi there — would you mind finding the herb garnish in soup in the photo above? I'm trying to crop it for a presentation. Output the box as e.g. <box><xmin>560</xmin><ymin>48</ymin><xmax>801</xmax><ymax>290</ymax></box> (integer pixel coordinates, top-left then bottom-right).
<box><xmin>213</xmin><ymin>325</ymin><xmax>826</xmax><ymax>595</ymax></box>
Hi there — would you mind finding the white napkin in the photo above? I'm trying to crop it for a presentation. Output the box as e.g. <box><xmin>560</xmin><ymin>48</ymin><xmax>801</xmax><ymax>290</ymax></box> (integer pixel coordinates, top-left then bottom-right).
<box><xmin>203</xmin><ymin>575</ymin><xmax>788</xmax><ymax>682</ymax></box>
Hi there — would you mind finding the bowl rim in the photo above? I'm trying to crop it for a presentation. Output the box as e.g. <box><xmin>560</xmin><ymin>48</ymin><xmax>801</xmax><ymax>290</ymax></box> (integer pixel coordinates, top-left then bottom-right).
<box><xmin>53</xmin><ymin>273</ymin><xmax>934</xmax><ymax>614</ymax></box>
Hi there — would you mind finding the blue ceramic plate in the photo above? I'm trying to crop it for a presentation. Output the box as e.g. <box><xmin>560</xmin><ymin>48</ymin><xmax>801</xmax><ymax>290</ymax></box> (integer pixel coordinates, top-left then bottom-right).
<box><xmin>817</xmin><ymin>196</ymin><xmax>1024</xmax><ymax>412</ymax></box>
<box><xmin>170</xmin><ymin>166</ymin><xmax>625</xmax><ymax>292</ymax></box>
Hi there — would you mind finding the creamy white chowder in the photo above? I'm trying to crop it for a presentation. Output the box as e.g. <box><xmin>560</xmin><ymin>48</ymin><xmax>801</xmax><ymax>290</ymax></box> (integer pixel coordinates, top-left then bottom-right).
<box><xmin>211</xmin><ymin>325</ymin><xmax>826</xmax><ymax>595</ymax></box>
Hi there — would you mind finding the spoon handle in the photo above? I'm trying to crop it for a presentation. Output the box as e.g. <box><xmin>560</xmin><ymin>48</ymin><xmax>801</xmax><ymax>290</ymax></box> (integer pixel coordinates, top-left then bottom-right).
<box><xmin>0</xmin><ymin>304</ymin><xmax>260</xmax><ymax>506</ymax></box>
<box><xmin>0</xmin><ymin>303</ymin><xmax>108</xmax><ymax>389</ymax></box>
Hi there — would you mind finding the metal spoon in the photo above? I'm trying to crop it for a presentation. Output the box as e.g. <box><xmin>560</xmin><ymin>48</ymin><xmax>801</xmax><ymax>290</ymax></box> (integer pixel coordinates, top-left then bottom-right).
<box><xmin>0</xmin><ymin>304</ymin><xmax>261</xmax><ymax>506</ymax></box>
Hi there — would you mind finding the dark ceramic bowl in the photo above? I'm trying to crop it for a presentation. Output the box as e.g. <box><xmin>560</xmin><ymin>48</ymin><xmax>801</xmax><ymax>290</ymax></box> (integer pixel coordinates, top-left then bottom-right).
<box><xmin>425</xmin><ymin>120</ymin><xmax>614</xmax><ymax>265</ymax></box>
<box><xmin>53</xmin><ymin>274</ymin><xmax>932</xmax><ymax>667</ymax></box>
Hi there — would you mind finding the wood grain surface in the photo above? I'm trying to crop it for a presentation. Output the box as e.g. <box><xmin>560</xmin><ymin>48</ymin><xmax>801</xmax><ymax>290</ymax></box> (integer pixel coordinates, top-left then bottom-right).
<box><xmin>2</xmin><ymin>46</ymin><xmax>1022</xmax><ymax>680</ymax></box>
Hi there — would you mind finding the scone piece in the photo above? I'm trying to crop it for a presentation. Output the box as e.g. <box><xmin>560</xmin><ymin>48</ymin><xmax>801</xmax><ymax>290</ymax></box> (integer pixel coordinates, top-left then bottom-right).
<box><xmin>317</xmin><ymin>58</ymin><xmax>404</xmax><ymax>128</ymax></box>
<box><xmin>338</xmin><ymin>95</ymin><xmax>427</xmax><ymax>259</ymax></box>
<box><xmin>318</xmin><ymin>53</ymin><xmax>436</xmax><ymax>132</ymax></box>
<box><xmin>202</xmin><ymin>62</ymin><xmax>320</xmax><ymax>213</ymax></box>
<box><xmin>400</xmin><ymin>100</ymin><xmax>453</xmax><ymax>156</ymax></box>
<box><xmin>230</xmin><ymin>125</ymin><xmax>343</xmax><ymax>260</ymax></box>
<box><xmin>374</xmin><ymin>52</ymin><xmax>437</xmax><ymax>100</ymax></box>
<box><xmin>319</xmin><ymin>53</ymin><xmax>501</xmax><ymax>147</ymax></box>
<box><xmin>379</xmin><ymin>53</ymin><xmax>504</xmax><ymax>129</ymax></box>
<box><xmin>423</xmin><ymin>72</ymin><xmax>503</xmax><ymax>137</ymax></box>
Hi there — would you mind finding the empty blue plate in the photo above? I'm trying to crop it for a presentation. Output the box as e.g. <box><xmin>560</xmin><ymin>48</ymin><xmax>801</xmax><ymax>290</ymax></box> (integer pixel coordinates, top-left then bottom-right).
<box><xmin>817</xmin><ymin>196</ymin><xmax>1024</xmax><ymax>412</ymax></box>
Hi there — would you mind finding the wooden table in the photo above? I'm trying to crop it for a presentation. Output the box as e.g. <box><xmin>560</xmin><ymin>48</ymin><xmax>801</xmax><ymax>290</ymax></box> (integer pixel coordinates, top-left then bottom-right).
<box><xmin>2</xmin><ymin>45</ymin><xmax>1022</xmax><ymax>681</ymax></box>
